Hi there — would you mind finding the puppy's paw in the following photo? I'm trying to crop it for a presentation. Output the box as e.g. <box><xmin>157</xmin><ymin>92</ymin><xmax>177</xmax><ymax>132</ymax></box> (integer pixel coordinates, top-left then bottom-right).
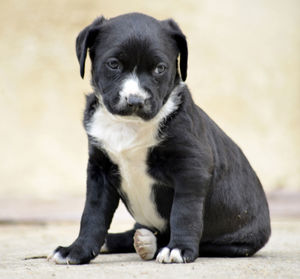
<box><xmin>156</xmin><ymin>247</ymin><xmax>183</xmax><ymax>263</ymax></box>
<box><xmin>100</xmin><ymin>241</ymin><xmax>109</xmax><ymax>253</ymax></box>
<box><xmin>156</xmin><ymin>247</ymin><xmax>197</xmax><ymax>264</ymax></box>
<box><xmin>133</xmin><ymin>229</ymin><xmax>157</xmax><ymax>260</ymax></box>
<box><xmin>48</xmin><ymin>244</ymin><xmax>98</xmax><ymax>265</ymax></box>
<box><xmin>47</xmin><ymin>248</ymin><xmax>71</xmax><ymax>265</ymax></box>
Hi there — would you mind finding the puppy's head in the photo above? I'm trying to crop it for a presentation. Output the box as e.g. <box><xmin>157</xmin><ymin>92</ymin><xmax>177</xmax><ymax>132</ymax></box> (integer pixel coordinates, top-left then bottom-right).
<box><xmin>76</xmin><ymin>13</ymin><xmax>188</xmax><ymax>120</ymax></box>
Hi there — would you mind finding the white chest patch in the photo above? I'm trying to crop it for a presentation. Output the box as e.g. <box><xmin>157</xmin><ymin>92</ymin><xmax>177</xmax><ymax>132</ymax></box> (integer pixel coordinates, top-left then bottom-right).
<box><xmin>87</xmin><ymin>85</ymin><xmax>183</xmax><ymax>232</ymax></box>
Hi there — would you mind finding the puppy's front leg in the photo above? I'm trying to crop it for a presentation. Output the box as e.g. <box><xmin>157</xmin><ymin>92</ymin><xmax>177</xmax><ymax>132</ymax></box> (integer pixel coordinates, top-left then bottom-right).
<box><xmin>49</xmin><ymin>155</ymin><xmax>119</xmax><ymax>264</ymax></box>
<box><xmin>157</xmin><ymin>170</ymin><xmax>210</xmax><ymax>264</ymax></box>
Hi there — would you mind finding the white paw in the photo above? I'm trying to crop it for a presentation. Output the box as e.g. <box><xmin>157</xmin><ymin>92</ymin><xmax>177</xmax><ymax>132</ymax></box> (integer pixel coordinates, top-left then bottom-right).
<box><xmin>100</xmin><ymin>241</ymin><xmax>109</xmax><ymax>253</ymax></box>
<box><xmin>156</xmin><ymin>247</ymin><xmax>183</xmax><ymax>263</ymax></box>
<box><xmin>133</xmin><ymin>229</ymin><xmax>157</xmax><ymax>260</ymax></box>
<box><xmin>47</xmin><ymin>251</ymin><xmax>69</xmax><ymax>265</ymax></box>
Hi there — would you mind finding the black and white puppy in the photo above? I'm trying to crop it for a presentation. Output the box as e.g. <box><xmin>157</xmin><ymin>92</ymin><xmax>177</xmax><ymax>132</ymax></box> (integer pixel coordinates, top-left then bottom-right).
<box><xmin>49</xmin><ymin>13</ymin><xmax>271</xmax><ymax>264</ymax></box>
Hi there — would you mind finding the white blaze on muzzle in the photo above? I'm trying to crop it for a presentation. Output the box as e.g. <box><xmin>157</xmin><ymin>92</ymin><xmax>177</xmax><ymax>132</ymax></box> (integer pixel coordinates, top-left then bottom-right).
<box><xmin>119</xmin><ymin>73</ymin><xmax>150</xmax><ymax>107</ymax></box>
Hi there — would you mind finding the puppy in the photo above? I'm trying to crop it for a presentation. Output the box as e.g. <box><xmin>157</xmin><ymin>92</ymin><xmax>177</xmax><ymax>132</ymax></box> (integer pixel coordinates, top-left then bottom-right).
<box><xmin>49</xmin><ymin>13</ymin><xmax>270</xmax><ymax>264</ymax></box>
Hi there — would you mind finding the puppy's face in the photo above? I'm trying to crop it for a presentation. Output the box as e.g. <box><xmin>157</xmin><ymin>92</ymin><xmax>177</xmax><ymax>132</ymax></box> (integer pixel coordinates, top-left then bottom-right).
<box><xmin>76</xmin><ymin>13</ymin><xmax>188</xmax><ymax>120</ymax></box>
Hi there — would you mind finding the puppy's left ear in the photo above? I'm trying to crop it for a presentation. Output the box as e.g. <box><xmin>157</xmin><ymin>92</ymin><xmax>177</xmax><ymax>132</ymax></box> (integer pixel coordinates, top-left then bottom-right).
<box><xmin>161</xmin><ymin>19</ymin><xmax>188</xmax><ymax>81</ymax></box>
<box><xmin>76</xmin><ymin>16</ymin><xmax>106</xmax><ymax>78</ymax></box>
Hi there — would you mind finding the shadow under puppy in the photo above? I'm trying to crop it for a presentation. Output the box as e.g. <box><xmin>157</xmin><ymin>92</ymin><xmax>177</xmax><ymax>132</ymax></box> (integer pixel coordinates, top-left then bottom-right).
<box><xmin>49</xmin><ymin>13</ymin><xmax>271</xmax><ymax>264</ymax></box>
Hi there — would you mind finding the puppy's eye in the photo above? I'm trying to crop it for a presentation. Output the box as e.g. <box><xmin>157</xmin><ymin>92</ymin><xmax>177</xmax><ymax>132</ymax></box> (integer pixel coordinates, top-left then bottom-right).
<box><xmin>106</xmin><ymin>58</ymin><xmax>121</xmax><ymax>70</ymax></box>
<box><xmin>154</xmin><ymin>63</ymin><xmax>167</xmax><ymax>75</ymax></box>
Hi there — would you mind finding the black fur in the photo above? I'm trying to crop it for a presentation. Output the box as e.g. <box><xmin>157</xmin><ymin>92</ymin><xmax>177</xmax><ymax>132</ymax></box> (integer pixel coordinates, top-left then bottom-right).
<box><xmin>52</xmin><ymin>13</ymin><xmax>270</xmax><ymax>264</ymax></box>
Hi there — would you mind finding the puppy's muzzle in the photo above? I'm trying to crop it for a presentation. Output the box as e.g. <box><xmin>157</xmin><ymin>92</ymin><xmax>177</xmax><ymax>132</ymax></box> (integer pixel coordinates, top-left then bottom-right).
<box><xmin>125</xmin><ymin>94</ymin><xmax>145</xmax><ymax>110</ymax></box>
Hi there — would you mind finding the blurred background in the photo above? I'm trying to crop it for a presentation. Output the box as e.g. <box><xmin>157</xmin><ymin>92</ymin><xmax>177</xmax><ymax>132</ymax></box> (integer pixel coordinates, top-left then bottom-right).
<box><xmin>0</xmin><ymin>0</ymin><xmax>299</xmax><ymax>223</ymax></box>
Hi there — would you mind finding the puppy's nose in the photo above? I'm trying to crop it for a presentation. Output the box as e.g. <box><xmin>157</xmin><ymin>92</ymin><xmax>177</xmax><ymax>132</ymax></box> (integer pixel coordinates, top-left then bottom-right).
<box><xmin>126</xmin><ymin>94</ymin><xmax>145</xmax><ymax>108</ymax></box>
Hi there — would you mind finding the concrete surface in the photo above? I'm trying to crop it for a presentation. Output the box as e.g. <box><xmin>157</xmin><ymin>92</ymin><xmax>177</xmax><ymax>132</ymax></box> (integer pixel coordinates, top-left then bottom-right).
<box><xmin>0</xmin><ymin>219</ymin><xmax>299</xmax><ymax>279</ymax></box>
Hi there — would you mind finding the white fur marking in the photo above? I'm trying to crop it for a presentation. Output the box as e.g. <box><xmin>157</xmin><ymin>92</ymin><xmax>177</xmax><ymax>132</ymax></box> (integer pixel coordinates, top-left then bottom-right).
<box><xmin>48</xmin><ymin>251</ymin><xmax>69</xmax><ymax>265</ymax></box>
<box><xmin>170</xmin><ymin>249</ymin><xmax>184</xmax><ymax>263</ymax></box>
<box><xmin>134</xmin><ymin>229</ymin><xmax>157</xmax><ymax>260</ymax></box>
<box><xmin>119</xmin><ymin>74</ymin><xmax>149</xmax><ymax>104</ymax></box>
<box><xmin>156</xmin><ymin>247</ymin><xmax>183</xmax><ymax>263</ymax></box>
<box><xmin>156</xmin><ymin>247</ymin><xmax>170</xmax><ymax>263</ymax></box>
<box><xmin>87</xmin><ymin>84</ymin><xmax>183</xmax><ymax>231</ymax></box>
<box><xmin>100</xmin><ymin>242</ymin><xmax>109</xmax><ymax>253</ymax></box>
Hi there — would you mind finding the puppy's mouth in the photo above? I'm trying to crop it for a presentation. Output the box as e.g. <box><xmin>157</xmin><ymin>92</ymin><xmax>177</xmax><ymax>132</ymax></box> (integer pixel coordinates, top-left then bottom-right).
<box><xmin>117</xmin><ymin>106</ymin><xmax>154</xmax><ymax>121</ymax></box>
<box><xmin>105</xmin><ymin>97</ymin><xmax>156</xmax><ymax>121</ymax></box>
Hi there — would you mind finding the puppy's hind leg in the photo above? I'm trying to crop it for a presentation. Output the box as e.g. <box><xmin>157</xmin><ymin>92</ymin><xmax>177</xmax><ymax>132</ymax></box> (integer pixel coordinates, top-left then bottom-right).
<box><xmin>101</xmin><ymin>226</ymin><xmax>159</xmax><ymax>261</ymax></box>
<box><xmin>133</xmin><ymin>229</ymin><xmax>158</xmax><ymax>260</ymax></box>
<box><xmin>100</xmin><ymin>223</ymin><xmax>157</xmax><ymax>256</ymax></box>
<box><xmin>199</xmin><ymin>242</ymin><xmax>257</xmax><ymax>257</ymax></box>
<box><xmin>100</xmin><ymin>229</ymin><xmax>136</xmax><ymax>254</ymax></box>
<box><xmin>199</xmin><ymin>224</ymin><xmax>271</xmax><ymax>257</ymax></box>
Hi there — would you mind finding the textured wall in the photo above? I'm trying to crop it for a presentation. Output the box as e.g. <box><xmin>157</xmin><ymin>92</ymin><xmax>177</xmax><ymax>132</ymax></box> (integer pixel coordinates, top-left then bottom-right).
<box><xmin>0</xmin><ymin>0</ymin><xmax>299</xmax><ymax>200</ymax></box>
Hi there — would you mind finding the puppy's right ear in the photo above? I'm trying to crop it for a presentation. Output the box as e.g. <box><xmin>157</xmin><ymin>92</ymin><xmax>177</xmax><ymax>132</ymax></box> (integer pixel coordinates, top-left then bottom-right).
<box><xmin>76</xmin><ymin>16</ymin><xmax>106</xmax><ymax>78</ymax></box>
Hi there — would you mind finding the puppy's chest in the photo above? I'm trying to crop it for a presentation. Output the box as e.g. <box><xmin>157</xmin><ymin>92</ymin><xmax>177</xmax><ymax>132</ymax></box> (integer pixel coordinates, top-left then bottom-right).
<box><xmin>87</xmin><ymin>107</ymin><xmax>166</xmax><ymax>231</ymax></box>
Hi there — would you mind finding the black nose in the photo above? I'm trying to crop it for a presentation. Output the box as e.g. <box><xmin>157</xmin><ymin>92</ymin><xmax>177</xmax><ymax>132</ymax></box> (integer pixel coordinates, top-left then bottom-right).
<box><xmin>126</xmin><ymin>95</ymin><xmax>145</xmax><ymax>108</ymax></box>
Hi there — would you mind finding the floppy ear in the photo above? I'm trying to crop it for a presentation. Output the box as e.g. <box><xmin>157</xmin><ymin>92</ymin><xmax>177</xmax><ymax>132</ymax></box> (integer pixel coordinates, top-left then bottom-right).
<box><xmin>161</xmin><ymin>19</ymin><xmax>188</xmax><ymax>81</ymax></box>
<box><xmin>76</xmin><ymin>16</ymin><xmax>106</xmax><ymax>78</ymax></box>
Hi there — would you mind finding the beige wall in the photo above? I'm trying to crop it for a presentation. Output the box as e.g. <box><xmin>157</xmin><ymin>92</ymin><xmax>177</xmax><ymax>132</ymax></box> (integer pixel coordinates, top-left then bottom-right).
<box><xmin>0</xmin><ymin>0</ymin><xmax>299</xmax><ymax>200</ymax></box>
